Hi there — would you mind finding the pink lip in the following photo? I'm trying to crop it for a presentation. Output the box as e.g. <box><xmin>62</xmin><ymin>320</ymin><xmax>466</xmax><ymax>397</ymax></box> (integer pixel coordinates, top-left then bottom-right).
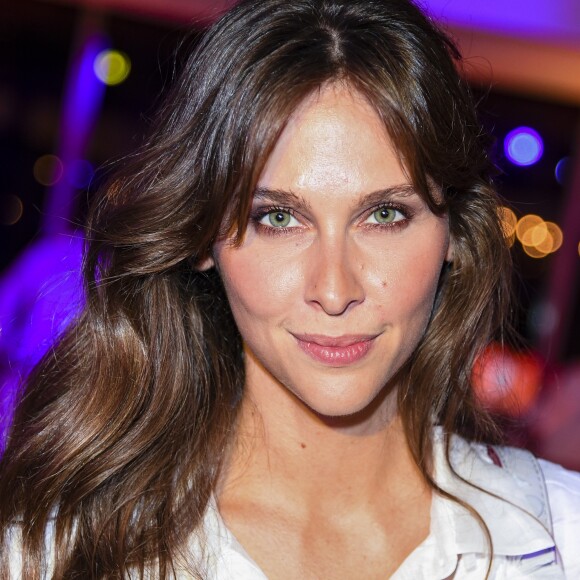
<box><xmin>292</xmin><ymin>333</ymin><xmax>377</xmax><ymax>366</ymax></box>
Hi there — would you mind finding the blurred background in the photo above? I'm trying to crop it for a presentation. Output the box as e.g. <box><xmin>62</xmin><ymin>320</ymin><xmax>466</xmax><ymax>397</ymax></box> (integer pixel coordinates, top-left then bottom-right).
<box><xmin>0</xmin><ymin>0</ymin><xmax>579</xmax><ymax>467</ymax></box>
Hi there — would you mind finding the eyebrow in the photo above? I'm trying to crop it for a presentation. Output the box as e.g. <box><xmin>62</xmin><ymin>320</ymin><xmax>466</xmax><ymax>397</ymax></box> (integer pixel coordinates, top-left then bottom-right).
<box><xmin>252</xmin><ymin>187</ymin><xmax>313</xmax><ymax>212</ymax></box>
<box><xmin>356</xmin><ymin>184</ymin><xmax>418</xmax><ymax>208</ymax></box>
<box><xmin>252</xmin><ymin>184</ymin><xmax>418</xmax><ymax>211</ymax></box>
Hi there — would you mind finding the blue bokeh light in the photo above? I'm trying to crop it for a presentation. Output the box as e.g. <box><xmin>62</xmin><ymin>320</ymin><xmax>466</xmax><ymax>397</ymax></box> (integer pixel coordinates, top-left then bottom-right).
<box><xmin>504</xmin><ymin>127</ymin><xmax>544</xmax><ymax>166</ymax></box>
<box><xmin>555</xmin><ymin>157</ymin><xmax>569</xmax><ymax>185</ymax></box>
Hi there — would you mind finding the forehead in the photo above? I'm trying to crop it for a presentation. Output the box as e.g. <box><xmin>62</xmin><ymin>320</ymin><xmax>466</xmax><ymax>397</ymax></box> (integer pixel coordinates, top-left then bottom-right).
<box><xmin>257</xmin><ymin>83</ymin><xmax>409</xmax><ymax>202</ymax></box>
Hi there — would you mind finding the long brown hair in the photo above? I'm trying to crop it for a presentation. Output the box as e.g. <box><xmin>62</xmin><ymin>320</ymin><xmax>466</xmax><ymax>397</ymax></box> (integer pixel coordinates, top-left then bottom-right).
<box><xmin>0</xmin><ymin>0</ymin><xmax>510</xmax><ymax>577</ymax></box>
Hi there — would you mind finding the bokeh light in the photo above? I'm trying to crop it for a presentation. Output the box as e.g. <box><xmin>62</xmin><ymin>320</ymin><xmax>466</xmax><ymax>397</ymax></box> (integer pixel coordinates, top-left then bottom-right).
<box><xmin>0</xmin><ymin>194</ymin><xmax>24</xmax><ymax>225</ymax></box>
<box><xmin>521</xmin><ymin>220</ymin><xmax>548</xmax><ymax>247</ymax></box>
<box><xmin>523</xmin><ymin>244</ymin><xmax>549</xmax><ymax>259</ymax></box>
<box><xmin>516</xmin><ymin>214</ymin><xmax>563</xmax><ymax>259</ymax></box>
<box><xmin>472</xmin><ymin>343</ymin><xmax>543</xmax><ymax>417</ymax></box>
<box><xmin>66</xmin><ymin>159</ymin><xmax>94</xmax><ymax>189</ymax></box>
<box><xmin>504</xmin><ymin>127</ymin><xmax>544</xmax><ymax>166</ymax></box>
<box><xmin>536</xmin><ymin>222</ymin><xmax>563</xmax><ymax>254</ymax></box>
<box><xmin>93</xmin><ymin>50</ymin><xmax>131</xmax><ymax>86</ymax></box>
<box><xmin>498</xmin><ymin>206</ymin><xmax>517</xmax><ymax>246</ymax></box>
<box><xmin>555</xmin><ymin>157</ymin><xmax>569</xmax><ymax>185</ymax></box>
<box><xmin>33</xmin><ymin>154</ymin><xmax>64</xmax><ymax>186</ymax></box>
<box><xmin>516</xmin><ymin>214</ymin><xmax>542</xmax><ymax>243</ymax></box>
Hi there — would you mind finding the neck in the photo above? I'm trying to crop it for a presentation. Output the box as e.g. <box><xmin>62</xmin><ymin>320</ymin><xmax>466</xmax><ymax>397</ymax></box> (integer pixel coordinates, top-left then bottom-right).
<box><xmin>219</xmin><ymin>358</ymin><xmax>429</xmax><ymax>513</ymax></box>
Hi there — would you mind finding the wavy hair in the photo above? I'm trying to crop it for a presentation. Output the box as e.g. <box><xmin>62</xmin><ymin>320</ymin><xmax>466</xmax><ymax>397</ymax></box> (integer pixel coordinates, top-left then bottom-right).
<box><xmin>0</xmin><ymin>0</ymin><xmax>510</xmax><ymax>577</ymax></box>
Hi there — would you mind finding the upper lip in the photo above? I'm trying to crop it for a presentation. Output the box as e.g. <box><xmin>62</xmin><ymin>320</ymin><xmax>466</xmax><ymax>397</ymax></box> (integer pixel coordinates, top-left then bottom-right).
<box><xmin>291</xmin><ymin>333</ymin><xmax>378</xmax><ymax>347</ymax></box>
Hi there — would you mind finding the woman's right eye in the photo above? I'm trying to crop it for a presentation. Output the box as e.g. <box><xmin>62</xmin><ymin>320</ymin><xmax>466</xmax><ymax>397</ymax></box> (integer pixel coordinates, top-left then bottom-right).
<box><xmin>259</xmin><ymin>210</ymin><xmax>299</xmax><ymax>228</ymax></box>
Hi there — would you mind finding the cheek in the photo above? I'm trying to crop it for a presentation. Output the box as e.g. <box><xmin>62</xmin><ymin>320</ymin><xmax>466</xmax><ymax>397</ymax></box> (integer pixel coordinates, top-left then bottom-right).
<box><xmin>216</xmin><ymin>244</ymin><xmax>304</xmax><ymax>321</ymax></box>
<box><xmin>365</xmin><ymin>232</ymin><xmax>447</xmax><ymax>318</ymax></box>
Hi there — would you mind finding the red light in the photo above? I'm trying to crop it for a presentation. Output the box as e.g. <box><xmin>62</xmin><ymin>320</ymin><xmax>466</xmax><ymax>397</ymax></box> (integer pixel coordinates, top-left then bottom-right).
<box><xmin>472</xmin><ymin>343</ymin><xmax>543</xmax><ymax>417</ymax></box>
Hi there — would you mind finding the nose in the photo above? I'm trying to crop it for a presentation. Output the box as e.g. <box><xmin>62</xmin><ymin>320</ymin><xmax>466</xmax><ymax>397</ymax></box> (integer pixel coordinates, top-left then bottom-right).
<box><xmin>305</xmin><ymin>235</ymin><xmax>365</xmax><ymax>316</ymax></box>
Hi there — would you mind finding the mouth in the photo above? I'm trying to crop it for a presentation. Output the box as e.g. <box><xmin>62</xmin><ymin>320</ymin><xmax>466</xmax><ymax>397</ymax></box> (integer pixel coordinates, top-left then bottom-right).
<box><xmin>291</xmin><ymin>333</ymin><xmax>378</xmax><ymax>366</ymax></box>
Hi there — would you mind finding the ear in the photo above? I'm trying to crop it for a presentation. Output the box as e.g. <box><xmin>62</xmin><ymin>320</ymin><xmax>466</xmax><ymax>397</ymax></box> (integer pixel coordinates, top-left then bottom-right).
<box><xmin>445</xmin><ymin>235</ymin><xmax>455</xmax><ymax>263</ymax></box>
<box><xmin>195</xmin><ymin>255</ymin><xmax>215</xmax><ymax>271</ymax></box>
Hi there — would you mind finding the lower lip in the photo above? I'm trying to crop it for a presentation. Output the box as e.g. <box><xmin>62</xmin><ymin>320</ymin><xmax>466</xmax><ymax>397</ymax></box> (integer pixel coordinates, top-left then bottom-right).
<box><xmin>296</xmin><ymin>338</ymin><xmax>375</xmax><ymax>366</ymax></box>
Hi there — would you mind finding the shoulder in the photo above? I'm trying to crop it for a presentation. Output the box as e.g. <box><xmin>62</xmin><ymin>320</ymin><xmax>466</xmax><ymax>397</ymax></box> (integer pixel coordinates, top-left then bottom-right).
<box><xmin>538</xmin><ymin>458</ymin><xmax>580</xmax><ymax>577</ymax></box>
<box><xmin>436</xmin><ymin>432</ymin><xmax>574</xmax><ymax>576</ymax></box>
<box><xmin>539</xmin><ymin>456</ymin><xmax>580</xmax><ymax>506</ymax></box>
<box><xmin>465</xmin><ymin>438</ymin><xmax>580</xmax><ymax>576</ymax></box>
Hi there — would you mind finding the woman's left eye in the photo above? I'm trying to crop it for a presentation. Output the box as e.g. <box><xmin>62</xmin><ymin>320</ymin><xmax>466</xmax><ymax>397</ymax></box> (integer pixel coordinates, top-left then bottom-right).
<box><xmin>366</xmin><ymin>206</ymin><xmax>405</xmax><ymax>225</ymax></box>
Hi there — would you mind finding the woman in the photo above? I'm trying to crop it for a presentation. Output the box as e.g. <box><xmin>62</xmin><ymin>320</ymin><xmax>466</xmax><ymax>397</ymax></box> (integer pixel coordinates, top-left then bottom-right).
<box><xmin>2</xmin><ymin>0</ymin><xmax>579</xmax><ymax>578</ymax></box>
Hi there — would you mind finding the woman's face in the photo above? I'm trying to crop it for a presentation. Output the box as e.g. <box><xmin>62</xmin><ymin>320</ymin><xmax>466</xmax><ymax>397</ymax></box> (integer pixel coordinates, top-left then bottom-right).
<box><xmin>211</xmin><ymin>84</ymin><xmax>452</xmax><ymax>418</ymax></box>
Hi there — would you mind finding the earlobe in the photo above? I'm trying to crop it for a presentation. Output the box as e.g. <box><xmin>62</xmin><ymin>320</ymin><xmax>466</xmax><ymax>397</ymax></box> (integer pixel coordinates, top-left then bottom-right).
<box><xmin>196</xmin><ymin>255</ymin><xmax>215</xmax><ymax>271</ymax></box>
<box><xmin>445</xmin><ymin>237</ymin><xmax>455</xmax><ymax>263</ymax></box>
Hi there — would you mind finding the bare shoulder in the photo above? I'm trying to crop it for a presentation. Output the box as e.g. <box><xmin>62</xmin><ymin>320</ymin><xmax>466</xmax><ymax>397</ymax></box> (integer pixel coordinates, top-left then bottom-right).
<box><xmin>538</xmin><ymin>458</ymin><xmax>580</xmax><ymax>576</ymax></box>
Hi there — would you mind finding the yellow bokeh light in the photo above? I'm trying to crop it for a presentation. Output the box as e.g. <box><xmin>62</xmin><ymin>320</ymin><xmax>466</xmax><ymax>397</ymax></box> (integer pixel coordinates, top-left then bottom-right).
<box><xmin>536</xmin><ymin>222</ymin><xmax>563</xmax><ymax>254</ymax></box>
<box><xmin>534</xmin><ymin>230</ymin><xmax>554</xmax><ymax>254</ymax></box>
<box><xmin>94</xmin><ymin>50</ymin><xmax>131</xmax><ymax>86</ymax></box>
<box><xmin>522</xmin><ymin>221</ymin><xmax>548</xmax><ymax>247</ymax></box>
<box><xmin>516</xmin><ymin>214</ymin><xmax>564</xmax><ymax>257</ymax></box>
<box><xmin>516</xmin><ymin>214</ymin><xmax>542</xmax><ymax>245</ymax></box>
<box><xmin>498</xmin><ymin>206</ymin><xmax>517</xmax><ymax>246</ymax></box>
<box><xmin>520</xmin><ymin>220</ymin><xmax>563</xmax><ymax>256</ymax></box>
<box><xmin>523</xmin><ymin>244</ymin><xmax>549</xmax><ymax>259</ymax></box>
<box><xmin>33</xmin><ymin>154</ymin><xmax>63</xmax><ymax>186</ymax></box>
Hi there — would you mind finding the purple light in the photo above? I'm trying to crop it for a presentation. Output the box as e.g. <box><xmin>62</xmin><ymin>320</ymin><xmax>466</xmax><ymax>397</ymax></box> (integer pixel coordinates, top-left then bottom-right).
<box><xmin>422</xmin><ymin>0</ymin><xmax>580</xmax><ymax>43</ymax></box>
<box><xmin>0</xmin><ymin>234</ymin><xmax>84</xmax><ymax>449</ymax></box>
<box><xmin>66</xmin><ymin>159</ymin><xmax>94</xmax><ymax>189</ymax></box>
<box><xmin>504</xmin><ymin>127</ymin><xmax>544</xmax><ymax>166</ymax></box>
<box><xmin>43</xmin><ymin>32</ymin><xmax>109</xmax><ymax>236</ymax></box>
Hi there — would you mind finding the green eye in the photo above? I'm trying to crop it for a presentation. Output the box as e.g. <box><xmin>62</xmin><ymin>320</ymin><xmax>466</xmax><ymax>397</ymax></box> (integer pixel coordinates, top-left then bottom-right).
<box><xmin>372</xmin><ymin>207</ymin><xmax>397</xmax><ymax>223</ymax></box>
<box><xmin>268</xmin><ymin>211</ymin><xmax>292</xmax><ymax>227</ymax></box>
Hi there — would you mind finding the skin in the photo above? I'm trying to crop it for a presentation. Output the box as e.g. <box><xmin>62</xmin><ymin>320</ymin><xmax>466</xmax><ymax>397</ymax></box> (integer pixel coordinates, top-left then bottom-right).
<box><xmin>209</xmin><ymin>83</ymin><xmax>453</xmax><ymax>579</ymax></box>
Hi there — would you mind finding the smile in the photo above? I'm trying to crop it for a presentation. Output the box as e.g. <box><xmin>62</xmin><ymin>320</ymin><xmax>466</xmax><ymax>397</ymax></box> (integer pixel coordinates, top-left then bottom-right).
<box><xmin>291</xmin><ymin>333</ymin><xmax>377</xmax><ymax>366</ymax></box>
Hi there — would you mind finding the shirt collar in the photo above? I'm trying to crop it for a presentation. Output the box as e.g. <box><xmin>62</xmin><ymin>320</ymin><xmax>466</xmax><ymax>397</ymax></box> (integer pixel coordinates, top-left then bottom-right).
<box><xmin>431</xmin><ymin>427</ymin><xmax>556</xmax><ymax>557</ymax></box>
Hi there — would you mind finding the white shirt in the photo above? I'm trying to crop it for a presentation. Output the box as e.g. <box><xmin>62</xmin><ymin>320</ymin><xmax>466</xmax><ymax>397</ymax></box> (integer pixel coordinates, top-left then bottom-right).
<box><xmin>8</xmin><ymin>430</ymin><xmax>580</xmax><ymax>578</ymax></box>
<box><xmin>200</xmin><ymin>431</ymin><xmax>580</xmax><ymax>579</ymax></box>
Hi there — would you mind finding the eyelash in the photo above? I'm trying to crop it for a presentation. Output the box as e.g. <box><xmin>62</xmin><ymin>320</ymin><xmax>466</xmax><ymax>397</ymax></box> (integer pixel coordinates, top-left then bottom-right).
<box><xmin>249</xmin><ymin>203</ymin><xmax>414</xmax><ymax>236</ymax></box>
<box><xmin>250</xmin><ymin>206</ymin><xmax>300</xmax><ymax>236</ymax></box>
<box><xmin>362</xmin><ymin>204</ymin><xmax>413</xmax><ymax>231</ymax></box>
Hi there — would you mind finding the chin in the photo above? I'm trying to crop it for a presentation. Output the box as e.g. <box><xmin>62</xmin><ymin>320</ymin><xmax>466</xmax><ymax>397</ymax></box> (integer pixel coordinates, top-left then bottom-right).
<box><xmin>295</xmin><ymin>378</ymin><xmax>395</xmax><ymax>423</ymax></box>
